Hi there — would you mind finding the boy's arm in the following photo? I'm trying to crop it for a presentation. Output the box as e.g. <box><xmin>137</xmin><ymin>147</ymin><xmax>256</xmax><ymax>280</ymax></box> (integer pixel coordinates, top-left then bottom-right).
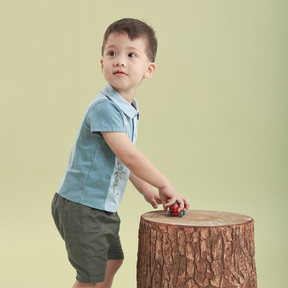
<box><xmin>102</xmin><ymin>132</ymin><xmax>190</xmax><ymax>211</ymax></box>
<box><xmin>129</xmin><ymin>172</ymin><xmax>162</xmax><ymax>209</ymax></box>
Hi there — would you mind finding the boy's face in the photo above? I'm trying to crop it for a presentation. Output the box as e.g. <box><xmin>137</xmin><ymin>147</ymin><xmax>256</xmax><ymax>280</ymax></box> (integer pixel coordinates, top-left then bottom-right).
<box><xmin>101</xmin><ymin>33</ymin><xmax>155</xmax><ymax>100</ymax></box>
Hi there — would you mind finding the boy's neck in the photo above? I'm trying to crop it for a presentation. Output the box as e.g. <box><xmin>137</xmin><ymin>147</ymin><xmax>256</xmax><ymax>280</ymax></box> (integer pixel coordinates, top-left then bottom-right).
<box><xmin>111</xmin><ymin>83</ymin><xmax>140</xmax><ymax>104</ymax></box>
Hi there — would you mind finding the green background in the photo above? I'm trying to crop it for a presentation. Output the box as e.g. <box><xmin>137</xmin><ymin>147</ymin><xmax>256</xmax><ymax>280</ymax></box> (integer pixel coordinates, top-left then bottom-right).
<box><xmin>1</xmin><ymin>0</ymin><xmax>287</xmax><ymax>287</ymax></box>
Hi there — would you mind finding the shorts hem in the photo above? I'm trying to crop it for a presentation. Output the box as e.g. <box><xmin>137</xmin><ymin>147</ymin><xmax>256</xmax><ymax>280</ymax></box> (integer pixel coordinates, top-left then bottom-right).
<box><xmin>107</xmin><ymin>252</ymin><xmax>124</xmax><ymax>260</ymax></box>
<box><xmin>76</xmin><ymin>272</ymin><xmax>105</xmax><ymax>284</ymax></box>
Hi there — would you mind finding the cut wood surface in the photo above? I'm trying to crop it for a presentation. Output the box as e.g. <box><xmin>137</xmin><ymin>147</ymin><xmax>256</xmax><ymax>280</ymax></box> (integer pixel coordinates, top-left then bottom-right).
<box><xmin>137</xmin><ymin>210</ymin><xmax>257</xmax><ymax>288</ymax></box>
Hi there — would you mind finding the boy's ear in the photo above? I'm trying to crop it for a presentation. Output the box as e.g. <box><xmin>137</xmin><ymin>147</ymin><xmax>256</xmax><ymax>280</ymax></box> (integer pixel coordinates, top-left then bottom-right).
<box><xmin>100</xmin><ymin>58</ymin><xmax>104</xmax><ymax>73</ymax></box>
<box><xmin>144</xmin><ymin>63</ymin><xmax>156</xmax><ymax>79</ymax></box>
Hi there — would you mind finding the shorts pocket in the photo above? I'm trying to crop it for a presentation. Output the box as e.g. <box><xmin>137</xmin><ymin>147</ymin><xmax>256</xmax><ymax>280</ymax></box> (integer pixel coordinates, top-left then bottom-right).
<box><xmin>86</xmin><ymin>210</ymin><xmax>107</xmax><ymax>239</ymax></box>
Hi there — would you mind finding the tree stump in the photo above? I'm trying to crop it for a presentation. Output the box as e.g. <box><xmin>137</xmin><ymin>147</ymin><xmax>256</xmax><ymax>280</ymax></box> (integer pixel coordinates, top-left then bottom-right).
<box><xmin>137</xmin><ymin>210</ymin><xmax>257</xmax><ymax>288</ymax></box>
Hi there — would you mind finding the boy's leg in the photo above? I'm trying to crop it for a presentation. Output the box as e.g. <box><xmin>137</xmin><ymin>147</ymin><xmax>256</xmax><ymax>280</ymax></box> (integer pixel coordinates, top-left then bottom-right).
<box><xmin>72</xmin><ymin>259</ymin><xmax>123</xmax><ymax>288</ymax></box>
<box><xmin>96</xmin><ymin>259</ymin><xmax>123</xmax><ymax>288</ymax></box>
<box><xmin>72</xmin><ymin>281</ymin><xmax>96</xmax><ymax>288</ymax></box>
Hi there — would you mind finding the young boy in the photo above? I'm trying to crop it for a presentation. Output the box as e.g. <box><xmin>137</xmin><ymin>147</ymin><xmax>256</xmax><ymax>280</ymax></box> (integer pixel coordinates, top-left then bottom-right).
<box><xmin>52</xmin><ymin>18</ymin><xmax>190</xmax><ymax>288</ymax></box>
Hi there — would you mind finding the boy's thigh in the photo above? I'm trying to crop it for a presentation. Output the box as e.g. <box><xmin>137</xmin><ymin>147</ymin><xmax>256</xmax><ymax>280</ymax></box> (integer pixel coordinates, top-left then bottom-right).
<box><xmin>107</xmin><ymin>233</ymin><xmax>124</xmax><ymax>260</ymax></box>
<box><xmin>51</xmin><ymin>193</ymin><xmax>124</xmax><ymax>283</ymax></box>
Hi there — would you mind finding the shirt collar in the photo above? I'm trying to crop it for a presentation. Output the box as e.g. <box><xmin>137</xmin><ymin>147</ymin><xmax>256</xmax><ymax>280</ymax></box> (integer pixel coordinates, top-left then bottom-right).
<box><xmin>101</xmin><ymin>83</ymin><xmax>139</xmax><ymax>119</ymax></box>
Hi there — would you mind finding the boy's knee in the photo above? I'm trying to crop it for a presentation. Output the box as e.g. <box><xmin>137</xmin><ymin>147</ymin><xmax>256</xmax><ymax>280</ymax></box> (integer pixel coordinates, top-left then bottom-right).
<box><xmin>118</xmin><ymin>259</ymin><xmax>124</xmax><ymax>268</ymax></box>
<box><xmin>118</xmin><ymin>259</ymin><xmax>124</xmax><ymax>266</ymax></box>
<box><xmin>112</xmin><ymin>259</ymin><xmax>123</xmax><ymax>268</ymax></box>
<box><xmin>72</xmin><ymin>280</ymin><xmax>97</xmax><ymax>288</ymax></box>
<box><xmin>107</xmin><ymin>259</ymin><xmax>123</xmax><ymax>274</ymax></box>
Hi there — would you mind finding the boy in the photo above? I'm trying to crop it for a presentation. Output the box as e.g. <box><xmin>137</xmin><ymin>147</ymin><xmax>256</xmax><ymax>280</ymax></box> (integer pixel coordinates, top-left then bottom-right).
<box><xmin>52</xmin><ymin>18</ymin><xmax>190</xmax><ymax>288</ymax></box>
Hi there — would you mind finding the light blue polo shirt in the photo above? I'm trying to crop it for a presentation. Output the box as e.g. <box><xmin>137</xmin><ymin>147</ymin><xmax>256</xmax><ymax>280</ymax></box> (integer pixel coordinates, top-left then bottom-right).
<box><xmin>56</xmin><ymin>83</ymin><xmax>139</xmax><ymax>212</ymax></box>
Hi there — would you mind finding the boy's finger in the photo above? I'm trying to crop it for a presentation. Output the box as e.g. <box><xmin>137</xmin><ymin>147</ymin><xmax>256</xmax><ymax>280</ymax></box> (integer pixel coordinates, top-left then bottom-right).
<box><xmin>149</xmin><ymin>198</ymin><xmax>158</xmax><ymax>209</ymax></box>
<box><xmin>177</xmin><ymin>198</ymin><xmax>184</xmax><ymax>212</ymax></box>
<box><xmin>183</xmin><ymin>198</ymin><xmax>190</xmax><ymax>210</ymax></box>
<box><xmin>156</xmin><ymin>199</ymin><xmax>162</xmax><ymax>204</ymax></box>
<box><xmin>162</xmin><ymin>200</ymin><xmax>169</xmax><ymax>211</ymax></box>
<box><xmin>164</xmin><ymin>198</ymin><xmax>175</xmax><ymax>208</ymax></box>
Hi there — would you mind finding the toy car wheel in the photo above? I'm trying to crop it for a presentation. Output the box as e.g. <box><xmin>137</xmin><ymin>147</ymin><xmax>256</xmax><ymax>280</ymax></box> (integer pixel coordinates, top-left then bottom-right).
<box><xmin>168</xmin><ymin>211</ymin><xmax>171</xmax><ymax>217</ymax></box>
<box><xmin>183</xmin><ymin>210</ymin><xmax>186</xmax><ymax>215</ymax></box>
<box><xmin>180</xmin><ymin>211</ymin><xmax>183</xmax><ymax>217</ymax></box>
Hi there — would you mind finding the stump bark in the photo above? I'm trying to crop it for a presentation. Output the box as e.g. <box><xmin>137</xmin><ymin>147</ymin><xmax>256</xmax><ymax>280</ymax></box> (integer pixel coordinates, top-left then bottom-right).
<box><xmin>137</xmin><ymin>210</ymin><xmax>257</xmax><ymax>288</ymax></box>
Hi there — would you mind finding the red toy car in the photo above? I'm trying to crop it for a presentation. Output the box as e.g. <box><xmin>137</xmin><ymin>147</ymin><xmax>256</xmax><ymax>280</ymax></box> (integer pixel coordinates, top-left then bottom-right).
<box><xmin>168</xmin><ymin>201</ymin><xmax>186</xmax><ymax>217</ymax></box>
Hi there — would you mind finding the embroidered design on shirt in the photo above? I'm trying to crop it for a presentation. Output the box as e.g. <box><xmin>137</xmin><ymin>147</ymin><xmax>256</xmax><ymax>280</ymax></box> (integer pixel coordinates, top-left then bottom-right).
<box><xmin>113</xmin><ymin>158</ymin><xmax>126</xmax><ymax>195</ymax></box>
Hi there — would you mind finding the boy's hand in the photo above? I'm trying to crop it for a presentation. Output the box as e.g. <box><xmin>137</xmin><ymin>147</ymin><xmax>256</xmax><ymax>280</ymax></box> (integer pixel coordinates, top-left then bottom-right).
<box><xmin>159</xmin><ymin>185</ymin><xmax>190</xmax><ymax>212</ymax></box>
<box><xmin>142</xmin><ymin>189</ymin><xmax>162</xmax><ymax>209</ymax></box>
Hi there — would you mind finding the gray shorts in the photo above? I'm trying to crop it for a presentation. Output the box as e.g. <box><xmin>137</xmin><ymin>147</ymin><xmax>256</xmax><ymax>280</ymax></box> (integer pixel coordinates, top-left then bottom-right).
<box><xmin>51</xmin><ymin>193</ymin><xmax>124</xmax><ymax>283</ymax></box>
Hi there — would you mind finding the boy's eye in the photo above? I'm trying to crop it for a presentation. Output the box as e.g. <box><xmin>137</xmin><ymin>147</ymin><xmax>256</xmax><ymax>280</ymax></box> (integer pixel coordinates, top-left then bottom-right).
<box><xmin>109</xmin><ymin>52</ymin><xmax>116</xmax><ymax>56</ymax></box>
<box><xmin>128</xmin><ymin>53</ymin><xmax>136</xmax><ymax>58</ymax></box>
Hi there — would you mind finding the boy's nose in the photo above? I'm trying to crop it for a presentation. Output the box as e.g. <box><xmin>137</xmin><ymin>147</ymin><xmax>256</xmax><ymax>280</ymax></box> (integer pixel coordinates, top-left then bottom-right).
<box><xmin>114</xmin><ymin>56</ymin><xmax>126</xmax><ymax>67</ymax></box>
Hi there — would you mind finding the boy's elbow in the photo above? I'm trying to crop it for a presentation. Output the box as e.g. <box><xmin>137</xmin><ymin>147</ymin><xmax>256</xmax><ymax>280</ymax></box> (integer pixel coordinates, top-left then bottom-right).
<box><xmin>120</xmin><ymin>150</ymin><xmax>140</xmax><ymax>170</ymax></box>
<box><xmin>121</xmin><ymin>153</ymin><xmax>137</xmax><ymax>169</ymax></box>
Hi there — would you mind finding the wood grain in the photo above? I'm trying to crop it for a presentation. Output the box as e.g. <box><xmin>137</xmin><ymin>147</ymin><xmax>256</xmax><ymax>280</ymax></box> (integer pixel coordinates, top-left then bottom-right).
<box><xmin>137</xmin><ymin>210</ymin><xmax>257</xmax><ymax>288</ymax></box>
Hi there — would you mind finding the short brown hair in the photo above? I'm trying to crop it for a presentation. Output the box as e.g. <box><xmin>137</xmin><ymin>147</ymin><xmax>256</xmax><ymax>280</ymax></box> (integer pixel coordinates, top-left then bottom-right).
<box><xmin>101</xmin><ymin>18</ymin><xmax>157</xmax><ymax>62</ymax></box>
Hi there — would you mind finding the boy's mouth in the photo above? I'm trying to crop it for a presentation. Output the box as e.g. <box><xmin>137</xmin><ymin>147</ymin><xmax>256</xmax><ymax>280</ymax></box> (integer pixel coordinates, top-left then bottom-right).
<box><xmin>113</xmin><ymin>70</ymin><xmax>128</xmax><ymax>76</ymax></box>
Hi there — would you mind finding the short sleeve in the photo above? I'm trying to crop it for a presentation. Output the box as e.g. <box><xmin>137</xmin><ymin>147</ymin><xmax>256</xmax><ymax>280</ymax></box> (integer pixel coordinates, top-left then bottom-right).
<box><xmin>89</xmin><ymin>100</ymin><xmax>125</xmax><ymax>133</ymax></box>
